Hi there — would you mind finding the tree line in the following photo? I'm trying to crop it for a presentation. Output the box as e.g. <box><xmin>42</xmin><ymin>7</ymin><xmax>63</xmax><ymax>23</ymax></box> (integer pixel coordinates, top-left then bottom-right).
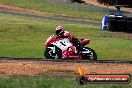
<box><xmin>97</xmin><ymin>0</ymin><xmax>132</xmax><ymax>7</ymax></box>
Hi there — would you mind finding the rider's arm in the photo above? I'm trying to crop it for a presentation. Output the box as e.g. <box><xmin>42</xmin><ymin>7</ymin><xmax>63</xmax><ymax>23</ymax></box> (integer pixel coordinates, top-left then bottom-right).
<box><xmin>64</xmin><ymin>31</ymin><xmax>71</xmax><ymax>37</ymax></box>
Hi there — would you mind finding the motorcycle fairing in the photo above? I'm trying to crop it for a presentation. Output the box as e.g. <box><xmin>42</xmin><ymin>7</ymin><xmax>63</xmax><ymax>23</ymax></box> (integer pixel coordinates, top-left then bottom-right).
<box><xmin>52</xmin><ymin>38</ymin><xmax>73</xmax><ymax>52</ymax></box>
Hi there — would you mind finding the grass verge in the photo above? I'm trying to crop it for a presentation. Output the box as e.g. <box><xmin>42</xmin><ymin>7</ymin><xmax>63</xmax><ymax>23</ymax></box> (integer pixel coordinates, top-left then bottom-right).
<box><xmin>0</xmin><ymin>75</ymin><xmax>132</xmax><ymax>88</ymax></box>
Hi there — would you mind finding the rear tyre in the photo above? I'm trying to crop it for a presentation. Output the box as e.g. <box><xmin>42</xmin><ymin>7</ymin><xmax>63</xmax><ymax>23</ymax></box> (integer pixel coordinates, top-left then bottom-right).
<box><xmin>44</xmin><ymin>48</ymin><xmax>61</xmax><ymax>59</ymax></box>
<box><xmin>81</xmin><ymin>47</ymin><xmax>97</xmax><ymax>60</ymax></box>
<box><xmin>89</xmin><ymin>48</ymin><xmax>97</xmax><ymax>60</ymax></box>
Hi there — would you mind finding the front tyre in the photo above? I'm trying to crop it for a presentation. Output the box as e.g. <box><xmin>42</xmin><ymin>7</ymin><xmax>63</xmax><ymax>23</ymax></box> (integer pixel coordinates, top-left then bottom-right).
<box><xmin>44</xmin><ymin>48</ymin><xmax>61</xmax><ymax>59</ymax></box>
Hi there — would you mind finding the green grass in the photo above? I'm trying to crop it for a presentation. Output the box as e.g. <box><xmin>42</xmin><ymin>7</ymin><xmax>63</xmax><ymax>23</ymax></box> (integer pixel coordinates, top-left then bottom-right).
<box><xmin>0</xmin><ymin>14</ymin><xmax>132</xmax><ymax>60</ymax></box>
<box><xmin>0</xmin><ymin>1</ymin><xmax>132</xmax><ymax>88</ymax></box>
<box><xmin>0</xmin><ymin>75</ymin><xmax>132</xmax><ymax>88</ymax></box>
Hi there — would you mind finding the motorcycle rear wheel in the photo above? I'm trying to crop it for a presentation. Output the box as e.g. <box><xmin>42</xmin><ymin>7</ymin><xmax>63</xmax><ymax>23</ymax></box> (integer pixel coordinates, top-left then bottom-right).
<box><xmin>81</xmin><ymin>47</ymin><xmax>97</xmax><ymax>60</ymax></box>
<box><xmin>44</xmin><ymin>48</ymin><xmax>61</xmax><ymax>59</ymax></box>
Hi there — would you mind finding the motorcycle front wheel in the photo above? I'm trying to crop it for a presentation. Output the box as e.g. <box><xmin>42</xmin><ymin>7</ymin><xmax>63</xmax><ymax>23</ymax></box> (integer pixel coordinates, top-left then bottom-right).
<box><xmin>44</xmin><ymin>48</ymin><xmax>61</xmax><ymax>59</ymax></box>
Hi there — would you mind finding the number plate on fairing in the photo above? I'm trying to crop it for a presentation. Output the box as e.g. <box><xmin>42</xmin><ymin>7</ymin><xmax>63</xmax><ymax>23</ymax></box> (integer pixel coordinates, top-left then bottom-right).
<box><xmin>53</xmin><ymin>38</ymin><xmax>73</xmax><ymax>51</ymax></box>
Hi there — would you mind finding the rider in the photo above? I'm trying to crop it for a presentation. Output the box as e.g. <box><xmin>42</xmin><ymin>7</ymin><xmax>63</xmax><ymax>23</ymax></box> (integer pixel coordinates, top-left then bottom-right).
<box><xmin>55</xmin><ymin>25</ymin><xmax>90</xmax><ymax>45</ymax></box>
<box><xmin>55</xmin><ymin>26</ymin><xmax>70</xmax><ymax>38</ymax></box>
<box><xmin>55</xmin><ymin>25</ymin><xmax>90</xmax><ymax>53</ymax></box>
<box><xmin>55</xmin><ymin>25</ymin><xmax>79</xmax><ymax>45</ymax></box>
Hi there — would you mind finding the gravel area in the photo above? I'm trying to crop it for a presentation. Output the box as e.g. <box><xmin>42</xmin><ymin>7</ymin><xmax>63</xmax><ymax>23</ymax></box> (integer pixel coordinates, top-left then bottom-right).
<box><xmin>0</xmin><ymin>60</ymin><xmax>132</xmax><ymax>76</ymax></box>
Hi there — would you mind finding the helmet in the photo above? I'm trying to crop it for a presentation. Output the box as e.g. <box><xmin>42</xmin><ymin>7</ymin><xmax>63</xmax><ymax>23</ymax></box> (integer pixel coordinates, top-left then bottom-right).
<box><xmin>55</xmin><ymin>26</ymin><xmax>64</xmax><ymax>36</ymax></box>
<box><xmin>56</xmin><ymin>25</ymin><xmax>64</xmax><ymax>31</ymax></box>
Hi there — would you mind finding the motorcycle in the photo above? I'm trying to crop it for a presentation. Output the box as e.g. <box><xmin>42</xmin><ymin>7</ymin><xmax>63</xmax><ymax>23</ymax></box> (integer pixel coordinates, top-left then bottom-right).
<box><xmin>44</xmin><ymin>34</ymin><xmax>97</xmax><ymax>60</ymax></box>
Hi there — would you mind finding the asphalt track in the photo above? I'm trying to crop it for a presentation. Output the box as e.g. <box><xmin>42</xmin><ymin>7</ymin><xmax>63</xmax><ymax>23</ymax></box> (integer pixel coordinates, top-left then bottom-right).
<box><xmin>0</xmin><ymin>9</ymin><xmax>100</xmax><ymax>26</ymax></box>
<box><xmin>0</xmin><ymin>57</ymin><xmax>132</xmax><ymax>64</ymax></box>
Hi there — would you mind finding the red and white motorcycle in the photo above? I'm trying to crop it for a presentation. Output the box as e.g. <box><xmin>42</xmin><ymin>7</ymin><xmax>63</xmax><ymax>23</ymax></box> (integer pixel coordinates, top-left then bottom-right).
<box><xmin>44</xmin><ymin>34</ymin><xmax>97</xmax><ymax>60</ymax></box>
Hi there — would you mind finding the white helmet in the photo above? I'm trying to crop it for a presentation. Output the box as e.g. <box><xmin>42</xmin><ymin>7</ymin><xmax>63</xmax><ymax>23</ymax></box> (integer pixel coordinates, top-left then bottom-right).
<box><xmin>56</xmin><ymin>25</ymin><xmax>64</xmax><ymax>30</ymax></box>
<box><xmin>55</xmin><ymin>26</ymin><xmax>64</xmax><ymax>36</ymax></box>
